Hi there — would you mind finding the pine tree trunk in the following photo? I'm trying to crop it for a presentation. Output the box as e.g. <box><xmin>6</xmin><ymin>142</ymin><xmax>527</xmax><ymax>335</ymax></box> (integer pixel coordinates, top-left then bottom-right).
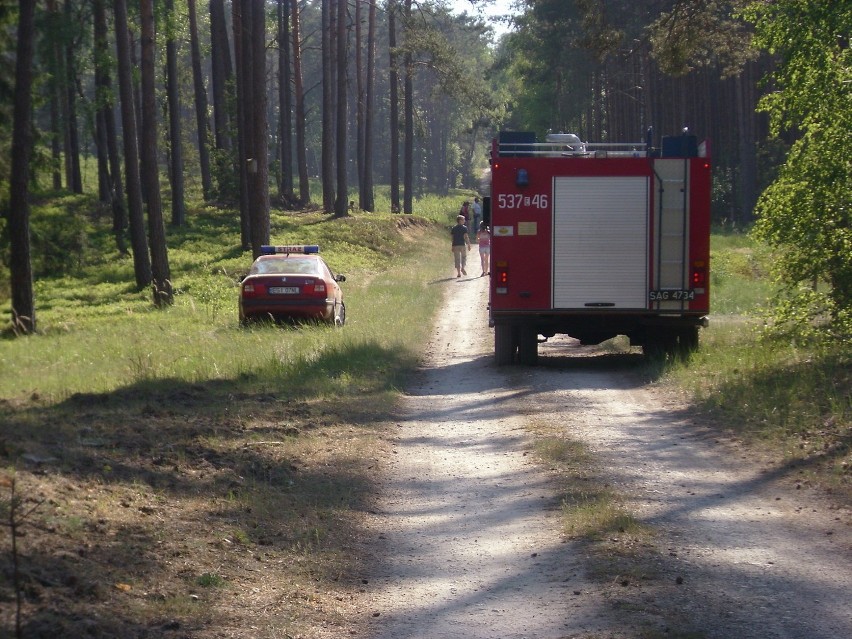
<box><xmin>93</xmin><ymin>0</ymin><xmax>115</xmax><ymax>207</ymax></box>
<box><xmin>334</xmin><ymin>0</ymin><xmax>348</xmax><ymax>218</ymax></box>
<box><xmin>278</xmin><ymin>0</ymin><xmax>294</xmax><ymax>201</ymax></box>
<box><xmin>290</xmin><ymin>0</ymin><xmax>310</xmax><ymax>205</ymax></box>
<box><xmin>129</xmin><ymin>29</ymin><xmax>146</xmax><ymax>202</ymax></box>
<box><xmin>355</xmin><ymin>0</ymin><xmax>365</xmax><ymax>209</ymax></box>
<box><xmin>248</xmin><ymin>0</ymin><xmax>270</xmax><ymax>253</ymax></box>
<box><xmin>95</xmin><ymin>109</ymin><xmax>111</xmax><ymax>202</ymax></box>
<box><xmin>9</xmin><ymin>0</ymin><xmax>37</xmax><ymax>334</ymax></box>
<box><xmin>321</xmin><ymin>0</ymin><xmax>334</xmax><ymax>212</ymax></box>
<box><xmin>210</xmin><ymin>0</ymin><xmax>232</xmax><ymax>152</ymax></box>
<box><xmin>95</xmin><ymin>0</ymin><xmax>127</xmax><ymax>253</ymax></box>
<box><xmin>114</xmin><ymin>0</ymin><xmax>151</xmax><ymax>288</ymax></box>
<box><xmin>402</xmin><ymin>0</ymin><xmax>413</xmax><ymax>214</ymax></box>
<box><xmin>63</xmin><ymin>0</ymin><xmax>82</xmax><ymax>193</ymax></box>
<box><xmin>233</xmin><ymin>0</ymin><xmax>251</xmax><ymax>248</ymax></box>
<box><xmin>47</xmin><ymin>0</ymin><xmax>62</xmax><ymax>190</ymax></box>
<box><xmin>105</xmin><ymin>105</ymin><xmax>127</xmax><ymax>255</ymax></box>
<box><xmin>50</xmin><ymin>83</ymin><xmax>62</xmax><ymax>190</ymax></box>
<box><xmin>736</xmin><ymin>62</ymin><xmax>758</xmax><ymax>224</ymax></box>
<box><xmin>188</xmin><ymin>0</ymin><xmax>213</xmax><ymax>201</ymax></box>
<box><xmin>165</xmin><ymin>0</ymin><xmax>186</xmax><ymax>227</ymax></box>
<box><xmin>362</xmin><ymin>0</ymin><xmax>376</xmax><ymax>212</ymax></box>
<box><xmin>140</xmin><ymin>0</ymin><xmax>173</xmax><ymax>305</ymax></box>
<box><xmin>388</xmin><ymin>1</ymin><xmax>400</xmax><ymax>213</ymax></box>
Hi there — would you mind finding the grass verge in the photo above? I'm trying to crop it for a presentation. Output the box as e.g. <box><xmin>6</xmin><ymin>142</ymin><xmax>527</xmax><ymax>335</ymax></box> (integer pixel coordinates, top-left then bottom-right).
<box><xmin>663</xmin><ymin>320</ymin><xmax>851</xmax><ymax>501</ymax></box>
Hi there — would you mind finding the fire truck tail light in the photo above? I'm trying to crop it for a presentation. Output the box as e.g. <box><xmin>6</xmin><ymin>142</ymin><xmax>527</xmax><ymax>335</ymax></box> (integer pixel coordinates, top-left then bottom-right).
<box><xmin>495</xmin><ymin>265</ymin><xmax>509</xmax><ymax>294</ymax></box>
<box><xmin>691</xmin><ymin>263</ymin><xmax>707</xmax><ymax>286</ymax></box>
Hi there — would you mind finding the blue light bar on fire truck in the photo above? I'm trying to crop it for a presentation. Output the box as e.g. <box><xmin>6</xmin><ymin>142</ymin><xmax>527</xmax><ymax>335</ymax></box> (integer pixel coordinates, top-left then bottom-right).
<box><xmin>260</xmin><ymin>244</ymin><xmax>320</xmax><ymax>255</ymax></box>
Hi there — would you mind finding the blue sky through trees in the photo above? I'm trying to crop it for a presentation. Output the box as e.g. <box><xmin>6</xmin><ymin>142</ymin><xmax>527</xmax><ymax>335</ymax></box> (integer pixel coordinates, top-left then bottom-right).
<box><xmin>451</xmin><ymin>0</ymin><xmax>518</xmax><ymax>37</ymax></box>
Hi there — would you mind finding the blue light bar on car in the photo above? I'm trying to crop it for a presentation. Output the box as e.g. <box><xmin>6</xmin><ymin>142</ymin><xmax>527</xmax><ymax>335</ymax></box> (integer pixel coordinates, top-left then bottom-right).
<box><xmin>260</xmin><ymin>244</ymin><xmax>320</xmax><ymax>255</ymax></box>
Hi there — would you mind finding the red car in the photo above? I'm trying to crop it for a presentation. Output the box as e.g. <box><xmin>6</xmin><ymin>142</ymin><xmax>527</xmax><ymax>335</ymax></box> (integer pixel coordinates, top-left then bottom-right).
<box><xmin>239</xmin><ymin>245</ymin><xmax>346</xmax><ymax>326</ymax></box>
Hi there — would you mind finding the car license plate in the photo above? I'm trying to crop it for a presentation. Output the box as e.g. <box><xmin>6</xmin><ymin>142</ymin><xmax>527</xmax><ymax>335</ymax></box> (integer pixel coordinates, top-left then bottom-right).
<box><xmin>268</xmin><ymin>286</ymin><xmax>299</xmax><ymax>294</ymax></box>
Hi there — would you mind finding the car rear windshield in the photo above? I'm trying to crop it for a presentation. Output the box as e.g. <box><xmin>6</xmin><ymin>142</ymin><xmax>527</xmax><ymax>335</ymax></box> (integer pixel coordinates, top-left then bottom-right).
<box><xmin>251</xmin><ymin>257</ymin><xmax>321</xmax><ymax>276</ymax></box>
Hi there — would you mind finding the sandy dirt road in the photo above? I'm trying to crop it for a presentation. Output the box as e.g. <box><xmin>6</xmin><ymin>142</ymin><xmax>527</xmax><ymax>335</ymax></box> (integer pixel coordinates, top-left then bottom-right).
<box><xmin>361</xmin><ymin>274</ymin><xmax>851</xmax><ymax>639</ymax></box>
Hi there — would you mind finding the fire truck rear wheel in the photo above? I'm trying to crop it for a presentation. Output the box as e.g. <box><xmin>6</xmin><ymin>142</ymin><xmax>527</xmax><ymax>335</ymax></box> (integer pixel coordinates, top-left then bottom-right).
<box><xmin>678</xmin><ymin>326</ymin><xmax>699</xmax><ymax>353</ymax></box>
<box><xmin>643</xmin><ymin>333</ymin><xmax>677</xmax><ymax>359</ymax></box>
<box><xmin>494</xmin><ymin>324</ymin><xmax>517</xmax><ymax>365</ymax></box>
<box><xmin>517</xmin><ymin>327</ymin><xmax>539</xmax><ymax>366</ymax></box>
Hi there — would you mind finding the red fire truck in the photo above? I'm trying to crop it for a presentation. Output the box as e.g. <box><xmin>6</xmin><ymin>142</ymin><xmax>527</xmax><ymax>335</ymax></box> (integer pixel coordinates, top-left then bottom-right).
<box><xmin>487</xmin><ymin>131</ymin><xmax>711</xmax><ymax>364</ymax></box>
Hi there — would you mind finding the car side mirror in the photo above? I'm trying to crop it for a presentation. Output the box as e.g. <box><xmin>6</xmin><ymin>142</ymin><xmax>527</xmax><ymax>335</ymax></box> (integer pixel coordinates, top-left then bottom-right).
<box><xmin>336</xmin><ymin>274</ymin><xmax>346</xmax><ymax>282</ymax></box>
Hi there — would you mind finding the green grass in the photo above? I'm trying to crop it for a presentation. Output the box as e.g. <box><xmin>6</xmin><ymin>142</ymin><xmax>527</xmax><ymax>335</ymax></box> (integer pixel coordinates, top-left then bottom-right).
<box><xmin>196</xmin><ymin>573</ymin><xmax>227</xmax><ymax>588</ymax></box>
<box><xmin>669</xmin><ymin>322</ymin><xmax>849</xmax><ymax>440</ymax></box>
<box><xmin>529</xmin><ymin>422</ymin><xmax>650</xmax><ymax>541</ymax></box>
<box><xmin>0</xmin><ymin>194</ymin><xmax>459</xmax><ymax>401</ymax></box>
<box><xmin>664</xmin><ymin>230</ymin><xmax>850</xmax><ymax>499</ymax></box>
<box><xmin>1</xmin><ymin>252</ymin><xmax>445</xmax><ymax>400</ymax></box>
<box><xmin>709</xmin><ymin>228</ymin><xmax>776</xmax><ymax>315</ymax></box>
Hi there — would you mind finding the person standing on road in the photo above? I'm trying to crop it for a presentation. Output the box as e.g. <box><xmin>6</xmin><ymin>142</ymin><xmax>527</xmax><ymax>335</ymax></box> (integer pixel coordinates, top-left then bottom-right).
<box><xmin>477</xmin><ymin>221</ymin><xmax>491</xmax><ymax>276</ymax></box>
<box><xmin>451</xmin><ymin>214</ymin><xmax>471</xmax><ymax>278</ymax></box>
<box><xmin>459</xmin><ymin>201</ymin><xmax>470</xmax><ymax>223</ymax></box>
<box><xmin>472</xmin><ymin>197</ymin><xmax>482</xmax><ymax>239</ymax></box>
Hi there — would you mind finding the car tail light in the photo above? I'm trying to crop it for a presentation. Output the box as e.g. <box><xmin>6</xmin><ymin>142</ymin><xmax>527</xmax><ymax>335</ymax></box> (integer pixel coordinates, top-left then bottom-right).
<box><xmin>242</xmin><ymin>282</ymin><xmax>257</xmax><ymax>296</ymax></box>
<box><xmin>495</xmin><ymin>262</ymin><xmax>508</xmax><ymax>294</ymax></box>
<box><xmin>300</xmin><ymin>279</ymin><xmax>326</xmax><ymax>296</ymax></box>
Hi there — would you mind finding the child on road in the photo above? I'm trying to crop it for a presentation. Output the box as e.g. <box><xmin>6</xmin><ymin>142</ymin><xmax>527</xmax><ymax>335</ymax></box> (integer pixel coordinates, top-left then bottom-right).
<box><xmin>477</xmin><ymin>221</ymin><xmax>491</xmax><ymax>277</ymax></box>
